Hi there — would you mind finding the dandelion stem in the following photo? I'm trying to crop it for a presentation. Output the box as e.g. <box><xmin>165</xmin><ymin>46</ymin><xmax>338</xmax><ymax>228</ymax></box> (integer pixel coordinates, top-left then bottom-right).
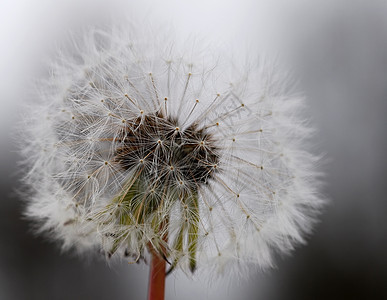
<box><xmin>148</xmin><ymin>218</ymin><xmax>168</xmax><ymax>300</ymax></box>
<box><xmin>147</xmin><ymin>248</ymin><xmax>166</xmax><ymax>300</ymax></box>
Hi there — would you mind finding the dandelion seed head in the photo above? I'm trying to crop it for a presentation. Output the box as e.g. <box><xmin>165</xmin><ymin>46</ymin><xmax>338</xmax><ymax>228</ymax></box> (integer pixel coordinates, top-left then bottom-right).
<box><xmin>20</xmin><ymin>22</ymin><xmax>324</xmax><ymax>278</ymax></box>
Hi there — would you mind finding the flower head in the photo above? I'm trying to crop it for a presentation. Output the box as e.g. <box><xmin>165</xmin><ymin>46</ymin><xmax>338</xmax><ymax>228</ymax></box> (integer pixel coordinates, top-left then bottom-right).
<box><xmin>21</xmin><ymin>24</ymin><xmax>324</xmax><ymax>277</ymax></box>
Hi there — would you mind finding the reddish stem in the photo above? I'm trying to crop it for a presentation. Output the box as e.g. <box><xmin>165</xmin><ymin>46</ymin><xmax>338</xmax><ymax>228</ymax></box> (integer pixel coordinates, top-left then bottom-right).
<box><xmin>147</xmin><ymin>250</ymin><xmax>166</xmax><ymax>300</ymax></box>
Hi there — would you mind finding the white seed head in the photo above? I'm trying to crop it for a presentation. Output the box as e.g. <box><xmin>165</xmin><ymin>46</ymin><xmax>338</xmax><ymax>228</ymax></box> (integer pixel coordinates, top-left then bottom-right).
<box><xmin>20</xmin><ymin>23</ymin><xmax>324</xmax><ymax>277</ymax></box>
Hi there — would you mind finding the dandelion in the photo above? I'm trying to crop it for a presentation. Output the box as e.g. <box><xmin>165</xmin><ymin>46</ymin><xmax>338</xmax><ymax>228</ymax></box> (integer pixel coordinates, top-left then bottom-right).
<box><xmin>20</xmin><ymin>23</ymin><xmax>324</xmax><ymax>299</ymax></box>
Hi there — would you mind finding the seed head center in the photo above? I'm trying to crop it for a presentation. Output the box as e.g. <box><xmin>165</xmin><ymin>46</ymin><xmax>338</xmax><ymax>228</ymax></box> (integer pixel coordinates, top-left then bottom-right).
<box><xmin>115</xmin><ymin>112</ymin><xmax>219</xmax><ymax>190</ymax></box>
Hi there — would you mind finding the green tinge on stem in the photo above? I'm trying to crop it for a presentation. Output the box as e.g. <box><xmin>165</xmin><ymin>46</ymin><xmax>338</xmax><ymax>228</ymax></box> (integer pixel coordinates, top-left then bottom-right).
<box><xmin>188</xmin><ymin>194</ymin><xmax>199</xmax><ymax>273</ymax></box>
<box><xmin>167</xmin><ymin>193</ymin><xmax>199</xmax><ymax>274</ymax></box>
<box><xmin>167</xmin><ymin>221</ymin><xmax>185</xmax><ymax>275</ymax></box>
<box><xmin>107</xmin><ymin>177</ymin><xmax>200</xmax><ymax>275</ymax></box>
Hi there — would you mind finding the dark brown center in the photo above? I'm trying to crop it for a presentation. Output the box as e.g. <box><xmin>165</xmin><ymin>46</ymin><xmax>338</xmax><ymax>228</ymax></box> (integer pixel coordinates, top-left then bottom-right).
<box><xmin>115</xmin><ymin>112</ymin><xmax>219</xmax><ymax>192</ymax></box>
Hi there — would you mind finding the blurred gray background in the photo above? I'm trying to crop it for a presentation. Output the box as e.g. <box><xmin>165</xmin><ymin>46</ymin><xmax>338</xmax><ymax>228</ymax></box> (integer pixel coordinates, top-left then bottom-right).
<box><xmin>1</xmin><ymin>0</ymin><xmax>386</xmax><ymax>299</ymax></box>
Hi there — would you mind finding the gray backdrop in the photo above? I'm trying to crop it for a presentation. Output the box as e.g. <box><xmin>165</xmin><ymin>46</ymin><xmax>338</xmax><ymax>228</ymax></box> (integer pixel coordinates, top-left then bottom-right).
<box><xmin>1</xmin><ymin>1</ymin><xmax>386</xmax><ymax>299</ymax></box>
